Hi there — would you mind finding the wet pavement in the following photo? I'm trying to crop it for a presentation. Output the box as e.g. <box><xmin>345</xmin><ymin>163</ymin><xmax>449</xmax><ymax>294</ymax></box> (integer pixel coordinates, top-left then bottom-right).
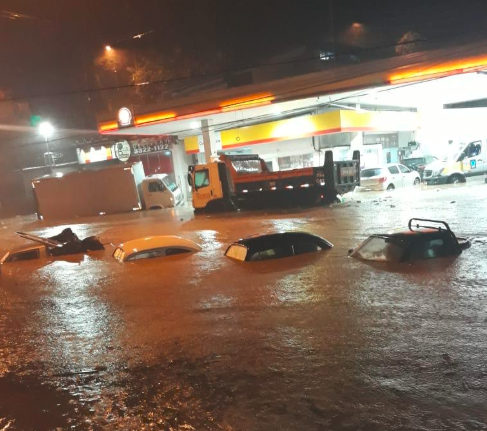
<box><xmin>1</xmin><ymin>181</ymin><xmax>487</xmax><ymax>430</ymax></box>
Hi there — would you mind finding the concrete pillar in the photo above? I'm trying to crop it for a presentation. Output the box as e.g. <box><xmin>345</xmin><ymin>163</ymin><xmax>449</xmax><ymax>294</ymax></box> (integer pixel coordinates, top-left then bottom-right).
<box><xmin>201</xmin><ymin>119</ymin><xmax>217</xmax><ymax>163</ymax></box>
<box><xmin>172</xmin><ymin>140</ymin><xmax>190</xmax><ymax>201</ymax></box>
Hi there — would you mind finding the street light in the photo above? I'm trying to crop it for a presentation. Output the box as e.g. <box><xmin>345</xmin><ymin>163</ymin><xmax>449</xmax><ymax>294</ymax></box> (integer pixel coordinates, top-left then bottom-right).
<box><xmin>105</xmin><ymin>45</ymin><xmax>112</xmax><ymax>52</ymax></box>
<box><xmin>39</xmin><ymin>121</ymin><xmax>54</xmax><ymax>173</ymax></box>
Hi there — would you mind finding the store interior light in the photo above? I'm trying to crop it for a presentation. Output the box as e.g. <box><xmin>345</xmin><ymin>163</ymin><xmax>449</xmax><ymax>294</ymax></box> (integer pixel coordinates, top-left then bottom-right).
<box><xmin>190</xmin><ymin>121</ymin><xmax>200</xmax><ymax>129</ymax></box>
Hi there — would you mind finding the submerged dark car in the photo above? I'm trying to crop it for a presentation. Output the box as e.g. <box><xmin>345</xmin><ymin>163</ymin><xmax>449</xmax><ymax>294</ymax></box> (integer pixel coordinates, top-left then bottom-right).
<box><xmin>225</xmin><ymin>232</ymin><xmax>333</xmax><ymax>262</ymax></box>
<box><xmin>349</xmin><ymin>218</ymin><xmax>470</xmax><ymax>263</ymax></box>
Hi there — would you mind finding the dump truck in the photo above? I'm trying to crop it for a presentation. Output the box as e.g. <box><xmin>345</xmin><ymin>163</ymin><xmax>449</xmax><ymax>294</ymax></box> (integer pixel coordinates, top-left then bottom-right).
<box><xmin>188</xmin><ymin>150</ymin><xmax>360</xmax><ymax>212</ymax></box>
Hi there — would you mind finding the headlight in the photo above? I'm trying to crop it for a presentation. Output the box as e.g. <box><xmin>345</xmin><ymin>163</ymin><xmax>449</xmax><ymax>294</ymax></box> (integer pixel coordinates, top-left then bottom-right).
<box><xmin>432</xmin><ymin>168</ymin><xmax>444</xmax><ymax>176</ymax></box>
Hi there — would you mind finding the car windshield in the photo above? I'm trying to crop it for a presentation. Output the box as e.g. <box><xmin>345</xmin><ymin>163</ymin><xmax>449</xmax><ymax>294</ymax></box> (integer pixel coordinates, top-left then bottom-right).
<box><xmin>403</xmin><ymin>158</ymin><xmax>424</xmax><ymax>166</ymax></box>
<box><xmin>162</xmin><ymin>177</ymin><xmax>178</xmax><ymax>192</ymax></box>
<box><xmin>361</xmin><ymin>168</ymin><xmax>383</xmax><ymax>178</ymax></box>
<box><xmin>351</xmin><ymin>235</ymin><xmax>405</xmax><ymax>262</ymax></box>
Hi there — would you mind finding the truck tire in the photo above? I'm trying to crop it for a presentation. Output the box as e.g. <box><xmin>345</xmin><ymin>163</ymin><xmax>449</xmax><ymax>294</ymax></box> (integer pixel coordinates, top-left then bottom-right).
<box><xmin>448</xmin><ymin>174</ymin><xmax>465</xmax><ymax>184</ymax></box>
<box><xmin>387</xmin><ymin>184</ymin><xmax>395</xmax><ymax>191</ymax></box>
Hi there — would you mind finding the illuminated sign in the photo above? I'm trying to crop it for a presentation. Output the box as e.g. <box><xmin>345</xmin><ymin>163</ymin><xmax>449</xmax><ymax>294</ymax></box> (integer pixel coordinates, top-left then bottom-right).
<box><xmin>118</xmin><ymin>107</ymin><xmax>133</xmax><ymax>128</ymax></box>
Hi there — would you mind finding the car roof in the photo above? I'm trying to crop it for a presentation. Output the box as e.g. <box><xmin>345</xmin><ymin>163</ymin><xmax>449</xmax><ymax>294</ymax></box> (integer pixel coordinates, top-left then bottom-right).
<box><xmin>117</xmin><ymin>236</ymin><xmax>202</xmax><ymax>254</ymax></box>
<box><xmin>1</xmin><ymin>244</ymin><xmax>45</xmax><ymax>264</ymax></box>
<box><xmin>387</xmin><ymin>228</ymin><xmax>441</xmax><ymax>237</ymax></box>
<box><xmin>234</xmin><ymin>232</ymin><xmax>332</xmax><ymax>249</ymax></box>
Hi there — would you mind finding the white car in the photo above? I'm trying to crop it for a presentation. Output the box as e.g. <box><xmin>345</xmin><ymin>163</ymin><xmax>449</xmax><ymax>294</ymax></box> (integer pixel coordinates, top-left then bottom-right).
<box><xmin>113</xmin><ymin>236</ymin><xmax>201</xmax><ymax>262</ymax></box>
<box><xmin>359</xmin><ymin>164</ymin><xmax>421</xmax><ymax>191</ymax></box>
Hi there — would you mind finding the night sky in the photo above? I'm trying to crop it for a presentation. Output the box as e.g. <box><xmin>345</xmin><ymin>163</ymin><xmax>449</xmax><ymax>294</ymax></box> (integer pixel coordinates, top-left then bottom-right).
<box><xmin>1</xmin><ymin>0</ymin><xmax>487</xmax><ymax>100</ymax></box>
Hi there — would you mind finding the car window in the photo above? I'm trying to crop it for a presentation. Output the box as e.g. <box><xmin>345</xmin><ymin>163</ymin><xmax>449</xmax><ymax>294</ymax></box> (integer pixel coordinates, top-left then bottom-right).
<box><xmin>7</xmin><ymin>249</ymin><xmax>40</xmax><ymax>262</ymax></box>
<box><xmin>165</xmin><ymin>248</ymin><xmax>190</xmax><ymax>256</ymax></box>
<box><xmin>408</xmin><ymin>238</ymin><xmax>447</xmax><ymax>260</ymax></box>
<box><xmin>388</xmin><ymin>166</ymin><xmax>399</xmax><ymax>174</ymax></box>
<box><xmin>292</xmin><ymin>241</ymin><xmax>320</xmax><ymax>255</ymax></box>
<box><xmin>351</xmin><ymin>236</ymin><xmax>404</xmax><ymax>262</ymax></box>
<box><xmin>148</xmin><ymin>181</ymin><xmax>165</xmax><ymax>192</ymax></box>
<box><xmin>403</xmin><ymin>158</ymin><xmax>424</xmax><ymax>166</ymax></box>
<box><xmin>398</xmin><ymin>165</ymin><xmax>411</xmax><ymax>173</ymax></box>
<box><xmin>126</xmin><ymin>248</ymin><xmax>166</xmax><ymax>261</ymax></box>
<box><xmin>162</xmin><ymin>177</ymin><xmax>178</xmax><ymax>192</ymax></box>
<box><xmin>194</xmin><ymin>169</ymin><xmax>210</xmax><ymax>189</ymax></box>
<box><xmin>249</xmin><ymin>246</ymin><xmax>293</xmax><ymax>261</ymax></box>
<box><xmin>225</xmin><ymin>244</ymin><xmax>248</xmax><ymax>261</ymax></box>
<box><xmin>361</xmin><ymin>168</ymin><xmax>383</xmax><ymax>178</ymax></box>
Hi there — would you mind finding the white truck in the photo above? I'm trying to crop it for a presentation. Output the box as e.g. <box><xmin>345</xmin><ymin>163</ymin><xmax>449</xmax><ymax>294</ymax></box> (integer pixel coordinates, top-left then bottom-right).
<box><xmin>32</xmin><ymin>163</ymin><xmax>183</xmax><ymax>220</ymax></box>
<box><xmin>423</xmin><ymin>140</ymin><xmax>487</xmax><ymax>185</ymax></box>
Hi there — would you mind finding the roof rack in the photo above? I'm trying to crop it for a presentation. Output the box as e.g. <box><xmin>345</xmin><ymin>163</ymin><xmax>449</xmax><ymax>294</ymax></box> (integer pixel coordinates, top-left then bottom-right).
<box><xmin>408</xmin><ymin>218</ymin><xmax>452</xmax><ymax>233</ymax></box>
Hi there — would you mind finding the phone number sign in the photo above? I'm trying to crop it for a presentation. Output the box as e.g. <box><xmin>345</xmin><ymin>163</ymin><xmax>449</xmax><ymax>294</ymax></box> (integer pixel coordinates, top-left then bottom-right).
<box><xmin>132</xmin><ymin>137</ymin><xmax>176</xmax><ymax>155</ymax></box>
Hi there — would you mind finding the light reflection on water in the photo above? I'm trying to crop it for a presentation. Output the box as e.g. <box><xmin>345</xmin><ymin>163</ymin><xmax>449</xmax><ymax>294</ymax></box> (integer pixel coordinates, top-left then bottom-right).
<box><xmin>1</xmin><ymin>185</ymin><xmax>487</xmax><ymax>428</ymax></box>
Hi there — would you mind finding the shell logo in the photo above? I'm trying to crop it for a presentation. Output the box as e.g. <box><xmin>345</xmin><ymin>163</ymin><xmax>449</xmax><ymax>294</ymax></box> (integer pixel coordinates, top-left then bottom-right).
<box><xmin>118</xmin><ymin>107</ymin><xmax>133</xmax><ymax>127</ymax></box>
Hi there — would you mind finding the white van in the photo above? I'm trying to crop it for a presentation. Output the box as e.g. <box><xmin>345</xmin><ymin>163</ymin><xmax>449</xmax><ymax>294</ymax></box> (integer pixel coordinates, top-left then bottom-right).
<box><xmin>140</xmin><ymin>174</ymin><xmax>184</xmax><ymax>209</ymax></box>
<box><xmin>423</xmin><ymin>140</ymin><xmax>487</xmax><ymax>185</ymax></box>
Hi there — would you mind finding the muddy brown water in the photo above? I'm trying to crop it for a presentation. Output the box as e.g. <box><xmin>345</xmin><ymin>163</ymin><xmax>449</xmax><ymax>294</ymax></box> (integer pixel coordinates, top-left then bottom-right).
<box><xmin>1</xmin><ymin>183</ymin><xmax>487</xmax><ymax>430</ymax></box>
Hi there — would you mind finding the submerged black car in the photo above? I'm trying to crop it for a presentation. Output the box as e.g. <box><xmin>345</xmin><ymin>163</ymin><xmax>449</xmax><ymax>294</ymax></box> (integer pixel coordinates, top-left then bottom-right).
<box><xmin>349</xmin><ymin>218</ymin><xmax>470</xmax><ymax>263</ymax></box>
<box><xmin>225</xmin><ymin>232</ymin><xmax>333</xmax><ymax>262</ymax></box>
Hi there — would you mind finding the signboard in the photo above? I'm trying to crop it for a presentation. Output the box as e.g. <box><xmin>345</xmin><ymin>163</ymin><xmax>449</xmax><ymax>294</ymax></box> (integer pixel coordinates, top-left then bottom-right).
<box><xmin>132</xmin><ymin>136</ymin><xmax>176</xmax><ymax>155</ymax></box>
<box><xmin>117</xmin><ymin>107</ymin><xmax>133</xmax><ymax>128</ymax></box>
<box><xmin>114</xmin><ymin>141</ymin><xmax>131</xmax><ymax>162</ymax></box>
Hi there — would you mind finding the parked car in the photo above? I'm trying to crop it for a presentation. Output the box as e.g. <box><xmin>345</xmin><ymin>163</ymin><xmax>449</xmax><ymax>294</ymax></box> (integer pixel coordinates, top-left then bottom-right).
<box><xmin>349</xmin><ymin>218</ymin><xmax>470</xmax><ymax>263</ymax></box>
<box><xmin>225</xmin><ymin>232</ymin><xmax>333</xmax><ymax>262</ymax></box>
<box><xmin>359</xmin><ymin>164</ymin><xmax>421</xmax><ymax>191</ymax></box>
<box><xmin>402</xmin><ymin>156</ymin><xmax>438</xmax><ymax>179</ymax></box>
<box><xmin>113</xmin><ymin>236</ymin><xmax>201</xmax><ymax>262</ymax></box>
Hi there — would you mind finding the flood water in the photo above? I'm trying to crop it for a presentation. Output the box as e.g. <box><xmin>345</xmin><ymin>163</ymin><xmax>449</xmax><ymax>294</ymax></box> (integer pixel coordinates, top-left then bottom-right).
<box><xmin>1</xmin><ymin>183</ymin><xmax>487</xmax><ymax>430</ymax></box>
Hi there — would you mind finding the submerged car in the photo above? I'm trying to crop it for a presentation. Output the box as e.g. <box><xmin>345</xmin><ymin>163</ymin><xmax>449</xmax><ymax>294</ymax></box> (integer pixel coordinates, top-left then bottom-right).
<box><xmin>113</xmin><ymin>236</ymin><xmax>201</xmax><ymax>262</ymax></box>
<box><xmin>1</xmin><ymin>229</ymin><xmax>105</xmax><ymax>269</ymax></box>
<box><xmin>349</xmin><ymin>218</ymin><xmax>470</xmax><ymax>263</ymax></box>
<box><xmin>225</xmin><ymin>232</ymin><xmax>333</xmax><ymax>262</ymax></box>
<box><xmin>359</xmin><ymin>164</ymin><xmax>421</xmax><ymax>191</ymax></box>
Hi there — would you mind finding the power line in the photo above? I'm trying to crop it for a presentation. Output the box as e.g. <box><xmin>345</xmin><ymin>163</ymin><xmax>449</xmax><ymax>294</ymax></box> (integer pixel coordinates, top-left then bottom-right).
<box><xmin>3</xmin><ymin>34</ymin><xmax>487</xmax><ymax>153</ymax></box>
<box><xmin>1</xmin><ymin>28</ymin><xmax>487</xmax><ymax>105</ymax></box>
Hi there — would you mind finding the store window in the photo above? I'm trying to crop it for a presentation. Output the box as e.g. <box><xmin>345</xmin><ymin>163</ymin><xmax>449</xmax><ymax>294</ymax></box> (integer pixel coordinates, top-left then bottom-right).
<box><xmin>364</xmin><ymin>133</ymin><xmax>399</xmax><ymax>148</ymax></box>
<box><xmin>278</xmin><ymin>154</ymin><xmax>314</xmax><ymax>170</ymax></box>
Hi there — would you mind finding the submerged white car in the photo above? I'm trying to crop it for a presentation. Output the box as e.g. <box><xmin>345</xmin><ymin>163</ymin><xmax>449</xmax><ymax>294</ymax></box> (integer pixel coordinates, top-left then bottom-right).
<box><xmin>359</xmin><ymin>164</ymin><xmax>421</xmax><ymax>191</ymax></box>
<box><xmin>113</xmin><ymin>236</ymin><xmax>201</xmax><ymax>262</ymax></box>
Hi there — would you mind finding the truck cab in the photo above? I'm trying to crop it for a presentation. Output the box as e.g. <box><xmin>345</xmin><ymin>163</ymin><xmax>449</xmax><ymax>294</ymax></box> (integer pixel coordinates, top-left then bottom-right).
<box><xmin>140</xmin><ymin>174</ymin><xmax>184</xmax><ymax>209</ymax></box>
<box><xmin>423</xmin><ymin>140</ymin><xmax>486</xmax><ymax>185</ymax></box>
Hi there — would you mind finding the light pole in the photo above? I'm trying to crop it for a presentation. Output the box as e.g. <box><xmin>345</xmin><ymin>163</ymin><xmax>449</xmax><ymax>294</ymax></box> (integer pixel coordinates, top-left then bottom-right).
<box><xmin>39</xmin><ymin>121</ymin><xmax>54</xmax><ymax>174</ymax></box>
